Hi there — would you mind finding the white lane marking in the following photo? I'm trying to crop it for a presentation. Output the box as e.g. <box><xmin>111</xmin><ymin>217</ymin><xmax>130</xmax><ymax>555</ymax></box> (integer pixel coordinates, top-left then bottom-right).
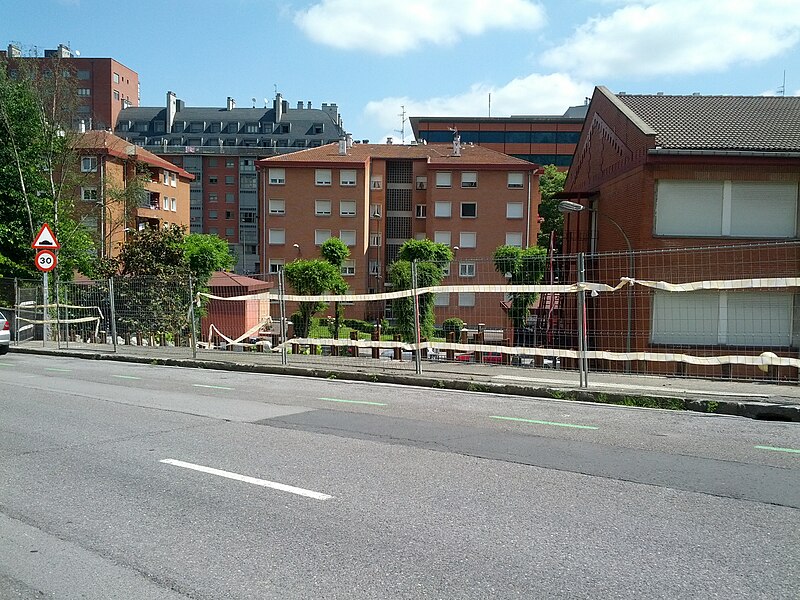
<box><xmin>192</xmin><ymin>383</ymin><xmax>234</xmax><ymax>390</ymax></box>
<box><xmin>159</xmin><ymin>459</ymin><xmax>332</xmax><ymax>501</ymax></box>
<box><xmin>491</xmin><ymin>375</ymin><xmax>770</xmax><ymax>398</ymax></box>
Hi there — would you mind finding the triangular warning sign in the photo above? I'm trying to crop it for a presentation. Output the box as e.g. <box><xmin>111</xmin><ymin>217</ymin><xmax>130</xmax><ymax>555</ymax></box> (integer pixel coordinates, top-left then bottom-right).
<box><xmin>32</xmin><ymin>223</ymin><xmax>60</xmax><ymax>250</ymax></box>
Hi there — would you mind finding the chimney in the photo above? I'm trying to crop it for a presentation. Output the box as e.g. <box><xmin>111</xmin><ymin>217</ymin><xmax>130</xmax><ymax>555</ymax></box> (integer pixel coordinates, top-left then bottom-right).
<box><xmin>274</xmin><ymin>93</ymin><xmax>283</xmax><ymax>122</ymax></box>
<box><xmin>297</xmin><ymin>101</ymin><xmax>303</xmax><ymax>109</ymax></box>
<box><xmin>346</xmin><ymin>133</ymin><xmax>353</xmax><ymax>148</ymax></box>
<box><xmin>7</xmin><ymin>44</ymin><xmax>21</xmax><ymax>58</ymax></box>
<box><xmin>387</xmin><ymin>137</ymin><xmax>393</xmax><ymax>145</ymax></box>
<box><xmin>452</xmin><ymin>129</ymin><xmax>461</xmax><ymax>157</ymax></box>
<box><xmin>338</xmin><ymin>138</ymin><xmax>347</xmax><ymax>155</ymax></box>
<box><xmin>226</xmin><ymin>97</ymin><xmax>236</xmax><ymax>110</ymax></box>
<box><xmin>166</xmin><ymin>91</ymin><xmax>177</xmax><ymax>132</ymax></box>
<box><xmin>307</xmin><ymin>101</ymin><xmax>311</xmax><ymax>109</ymax></box>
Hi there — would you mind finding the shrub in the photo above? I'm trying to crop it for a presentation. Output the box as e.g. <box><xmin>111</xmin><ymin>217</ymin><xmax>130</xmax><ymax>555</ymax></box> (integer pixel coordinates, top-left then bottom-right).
<box><xmin>442</xmin><ymin>318</ymin><xmax>465</xmax><ymax>335</ymax></box>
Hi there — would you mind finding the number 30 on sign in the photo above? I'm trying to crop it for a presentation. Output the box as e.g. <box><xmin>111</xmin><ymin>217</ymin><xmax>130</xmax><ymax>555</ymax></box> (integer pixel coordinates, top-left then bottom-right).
<box><xmin>35</xmin><ymin>249</ymin><xmax>58</xmax><ymax>272</ymax></box>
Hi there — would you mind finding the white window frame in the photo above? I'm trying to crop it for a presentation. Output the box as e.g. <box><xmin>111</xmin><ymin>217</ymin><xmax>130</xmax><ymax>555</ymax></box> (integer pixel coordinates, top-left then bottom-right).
<box><xmin>315</xmin><ymin>169</ymin><xmax>332</xmax><ymax>186</ymax></box>
<box><xmin>459</xmin><ymin>232</ymin><xmax>477</xmax><ymax>248</ymax></box>
<box><xmin>268</xmin><ymin>259</ymin><xmax>284</xmax><ymax>273</ymax></box>
<box><xmin>81</xmin><ymin>186</ymin><xmax>98</xmax><ymax>202</ymax></box>
<box><xmin>460</xmin><ymin>202</ymin><xmax>477</xmax><ymax>218</ymax></box>
<box><xmin>315</xmin><ymin>199</ymin><xmax>332</xmax><ymax>216</ymax></box>
<box><xmin>370</xmin><ymin>176</ymin><xmax>383</xmax><ymax>190</ymax></box>
<box><xmin>458</xmin><ymin>292</ymin><xmax>476</xmax><ymax>307</ymax></box>
<box><xmin>340</xmin><ymin>259</ymin><xmax>356</xmax><ymax>276</ymax></box>
<box><xmin>170</xmin><ymin>172</ymin><xmax>177</xmax><ymax>187</ymax></box>
<box><xmin>507</xmin><ymin>172</ymin><xmax>524</xmax><ymax>189</ymax></box>
<box><xmin>340</xmin><ymin>169</ymin><xmax>356</xmax><ymax>186</ymax></box>
<box><xmin>433</xmin><ymin>231</ymin><xmax>451</xmax><ymax>246</ymax></box>
<box><xmin>268</xmin><ymin>168</ymin><xmax>285</xmax><ymax>185</ymax></box>
<box><xmin>506</xmin><ymin>202</ymin><xmax>524</xmax><ymax>219</ymax></box>
<box><xmin>434</xmin><ymin>292</ymin><xmax>450</xmax><ymax>307</ymax></box>
<box><xmin>434</xmin><ymin>202</ymin><xmax>452</xmax><ymax>218</ymax></box>
<box><xmin>461</xmin><ymin>172</ymin><xmax>477</xmax><ymax>188</ymax></box>
<box><xmin>416</xmin><ymin>177</ymin><xmax>427</xmax><ymax>190</ymax></box>
<box><xmin>459</xmin><ymin>262</ymin><xmax>476</xmax><ymax>278</ymax></box>
<box><xmin>315</xmin><ymin>229</ymin><xmax>332</xmax><ymax>245</ymax></box>
<box><xmin>340</xmin><ymin>200</ymin><xmax>357</xmax><ymax>217</ymax></box>
<box><xmin>369</xmin><ymin>261</ymin><xmax>381</xmax><ymax>276</ymax></box>
<box><xmin>339</xmin><ymin>230</ymin><xmax>356</xmax><ymax>246</ymax></box>
<box><xmin>268</xmin><ymin>228</ymin><xmax>285</xmax><ymax>245</ymax></box>
<box><xmin>435</xmin><ymin>172</ymin><xmax>452</xmax><ymax>188</ymax></box>
<box><xmin>505</xmin><ymin>232</ymin><xmax>523</xmax><ymax>247</ymax></box>
<box><xmin>81</xmin><ymin>156</ymin><xmax>97</xmax><ymax>173</ymax></box>
<box><xmin>369</xmin><ymin>232</ymin><xmax>382</xmax><ymax>247</ymax></box>
<box><xmin>415</xmin><ymin>205</ymin><xmax>427</xmax><ymax>219</ymax></box>
<box><xmin>171</xmin><ymin>198</ymin><xmax>177</xmax><ymax>212</ymax></box>
<box><xmin>268</xmin><ymin>199</ymin><xmax>285</xmax><ymax>215</ymax></box>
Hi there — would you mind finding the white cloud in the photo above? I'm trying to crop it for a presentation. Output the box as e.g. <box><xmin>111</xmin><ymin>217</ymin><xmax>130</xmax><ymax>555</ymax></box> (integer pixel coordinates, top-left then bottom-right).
<box><xmin>363</xmin><ymin>72</ymin><xmax>591</xmax><ymax>142</ymax></box>
<box><xmin>294</xmin><ymin>0</ymin><xmax>545</xmax><ymax>55</ymax></box>
<box><xmin>541</xmin><ymin>0</ymin><xmax>800</xmax><ymax>79</ymax></box>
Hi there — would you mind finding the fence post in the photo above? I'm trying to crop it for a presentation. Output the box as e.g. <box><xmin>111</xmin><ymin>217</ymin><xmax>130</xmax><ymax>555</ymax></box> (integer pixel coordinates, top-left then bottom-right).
<box><xmin>188</xmin><ymin>275</ymin><xmax>197</xmax><ymax>359</ymax></box>
<box><xmin>411</xmin><ymin>259</ymin><xmax>422</xmax><ymax>375</ymax></box>
<box><xmin>108</xmin><ymin>278</ymin><xmax>118</xmax><ymax>353</ymax></box>
<box><xmin>42</xmin><ymin>272</ymin><xmax>49</xmax><ymax>346</ymax></box>
<box><xmin>278</xmin><ymin>268</ymin><xmax>288</xmax><ymax>366</ymax></box>
<box><xmin>577</xmin><ymin>252</ymin><xmax>588</xmax><ymax>388</ymax></box>
<box><xmin>13</xmin><ymin>278</ymin><xmax>19</xmax><ymax>346</ymax></box>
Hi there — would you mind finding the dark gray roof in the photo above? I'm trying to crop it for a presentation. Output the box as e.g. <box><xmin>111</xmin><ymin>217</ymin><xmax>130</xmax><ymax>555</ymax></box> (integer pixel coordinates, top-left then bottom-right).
<box><xmin>613</xmin><ymin>91</ymin><xmax>800</xmax><ymax>151</ymax></box>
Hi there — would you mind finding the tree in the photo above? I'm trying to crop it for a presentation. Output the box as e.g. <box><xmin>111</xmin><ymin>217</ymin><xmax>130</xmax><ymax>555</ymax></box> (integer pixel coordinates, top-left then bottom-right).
<box><xmin>536</xmin><ymin>164</ymin><xmax>567</xmax><ymax>249</ymax></box>
<box><xmin>284</xmin><ymin>258</ymin><xmax>347</xmax><ymax>338</ymax></box>
<box><xmin>320</xmin><ymin>237</ymin><xmax>350</xmax><ymax>339</ymax></box>
<box><xmin>388</xmin><ymin>239</ymin><xmax>453</xmax><ymax>342</ymax></box>
<box><xmin>493</xmin><ymin>245</ymin><xmax>548</xmax><ymax>341</ymax></box>
<box><xmin>183</xmin><ymin>233</ymin><xmax>235</xmax><ymax>286</ymax></box>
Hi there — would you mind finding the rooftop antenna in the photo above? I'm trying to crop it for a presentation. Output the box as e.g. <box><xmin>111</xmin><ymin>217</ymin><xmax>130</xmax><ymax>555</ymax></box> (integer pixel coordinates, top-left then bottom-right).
<box><xmin>395</xmin><ymin>105</ymin><xmax>407</xmax><ymax>144</ymax></box>
<box><xmin>778</xmin><ymin>70</ymin><xmax>786</xmax><ymax>96</ymax></box>
<box><xmin>488</xmin><ymin>93</ymin><xmax>491</xmax><ymax>117</ymax></box>
<box><xmin>274</xmin><ymin>83</ymin><xmax>278</xmax><ymax>95</ymax></box>
<box><xmin>252</xmin><ymin>97</ymin><xmax>257</xmax><ymax>107</ymax></box>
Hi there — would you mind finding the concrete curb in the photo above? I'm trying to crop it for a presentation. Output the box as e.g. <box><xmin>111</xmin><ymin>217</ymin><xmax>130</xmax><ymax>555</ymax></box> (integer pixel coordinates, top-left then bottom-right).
<box><xmin>11</xmin><ymin>347</ymin><xmax>800</xmax><ymax>422</ymax></box>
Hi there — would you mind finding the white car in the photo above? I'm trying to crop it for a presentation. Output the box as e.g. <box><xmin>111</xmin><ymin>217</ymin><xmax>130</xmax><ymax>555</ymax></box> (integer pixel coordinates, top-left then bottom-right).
<box><xmin>0</xmin><ymin>311</ymin><xmax>10</xmax><ymax>355</ymax></box>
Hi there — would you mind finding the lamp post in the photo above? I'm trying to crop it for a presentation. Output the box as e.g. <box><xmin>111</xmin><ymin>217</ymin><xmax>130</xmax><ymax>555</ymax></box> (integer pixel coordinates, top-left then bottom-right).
<box><xmin>558</xmin><ymin>200</ymin><xmax>634</xmax><ymax>372</ymax></box>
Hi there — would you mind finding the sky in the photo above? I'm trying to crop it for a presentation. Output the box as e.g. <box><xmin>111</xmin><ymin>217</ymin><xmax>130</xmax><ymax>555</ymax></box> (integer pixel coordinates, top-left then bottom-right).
<box><xmin>4</xmin><ymin>0</ymin><xmax>800</xmax><ymax>143</ymax></box>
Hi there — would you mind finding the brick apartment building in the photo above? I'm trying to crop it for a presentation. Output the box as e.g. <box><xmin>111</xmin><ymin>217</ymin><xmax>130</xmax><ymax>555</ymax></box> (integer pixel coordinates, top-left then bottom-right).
<box><xmin>561</xmin><ymin>86</ymin><xmax>800</xmax><ymax>375</ymax></box>
<box><xmin>258</xmin><ymin>139</ymin><xmax>539</xmax><ymax>325</ymax></box>
<box><xmin>410</xmin><ymin>104</ymin><xmax>587</xmax><ymax>168</ymax></box>
<box><xmin>115</xmin><ymin>92</ymin><xmax>347</xmax><ymax>274</ymax></box>
<box><xmin>1</xmin><ymin>43</ymin><xmax>138</xmax><ymax>131</ymax></box>
<box><xmin>73</xmin><ymin>131</ymin><xmax>193</xmax><ymax>258</ymax></box>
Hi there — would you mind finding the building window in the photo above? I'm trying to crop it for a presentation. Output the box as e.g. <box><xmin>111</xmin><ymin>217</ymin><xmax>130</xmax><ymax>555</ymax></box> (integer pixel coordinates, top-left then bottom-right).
<box><xmin>459</xmin><ymin>232</ymin><xmax>477</xmax><ymax>248</ymax></box>
<box><xmin>459</xmin><ymin>262</ymin><xmax>476</xmax><ymax>278</ymax></box>
<box><xmin>341</xmin><ymin>260</ymin><xmax>355</xmax><ymax>276</ymax></box>
<box><xmin>369</xmin><ymin>261</ymin><xmax>381</xmax><ymax>276</ymax></box>
<box><xmin>246</xmin><ymin>124</ymin><xmax>258</xmax><ymax>134</ymax></box>
<box><xmin>434</xmin><ymin>293</ymin><xmax>450</xmax><ymax>307</ymax></box>
<box><xmin>315</xmin><ymin>200</ymin><xmax>332</xmax><ymax>216</ymax></box>
<box><xmin>315</xmin><ymin>229</ymin><xmax>331</xmax><ymax>245</ymax></box>
<box><xmin>370</xmin><ymin>176</ymin><xmax>382</xmax><ymax>190</ymax></box>
<box><xmin>269</xmin><ymin>199</ymin><xmax>285</xmax><ymax>215</ymax></box>
<box><xmin>369</xmin><ymin>232</ymin><xmax>382</xmax><ymax>247</ymax></box>
<box><xmin>163</xmin><ymin>197</ymin><xmax>170</xmax><ymax>210</ymax></box>
<box><xmin>209</xmin><ymin>193</ymin><xmax>218</xmax><ymax>203</ymax></box>
<box><xmin>209</xmin><ymin>210</ymin><xmax>218</xmax><ymax>219</ymax></box>
<box><xmin>441</xmin><ymin>262</ymin><xmax>451</xmax><ymax>276</ymax></box>
<box><xmin>340</xmin><ymin>170</ymin><xmax>356</xmax><ymax>186</ymax></box>
<box><xmin>268</xmin><ymin>228</ymin><xmax>285</xmax><ymax>244</ymax></box>
<box><xmin>269</xmin><ymin>168</ymin><xmax>285</xmax><ymax>185</ymax></box>
<box><xmin>226</xmin><ymin>227</ymin><xmax>235</xmax><ymax>236</ymax></box>
<box><xmin>226</xmin><ymin>193</ymin><xmax>234</xmax><ymax>203</ymax></box>
<box><xmin>651</xmin><ymin>291</ymin><xmax>794</xmax><ymax>347</ymax></box>
<box><xmin>225</xmin><ymin>211</ymin><xmax>233</xmax><ymax>220</ymax></box>
<box><xmin>434</xmin><ymin>202</ymin><xmax>451</xmax><ymax>218</ymax></box>
<box><xmin>171</xmin><ymin>198</ymin><xmax>177</xmax><ymax>212</ymax></box>
<box><xmin>77</xmin><ymin>88</ymin><xmax>91</xmax><ymax>97</ymax></box>
<box><xmin>655</xmin><ymin>180</ymin><xmax>798</xmax><ymax>238</ymax></box>
<box><xmin>268</xmin><ymin>259</ymin><xmax>284</xmax><ymax>273</ymax></box>
<box><xmin>434</xmin><ymin>231</ymin><xmax>451</xmax><ymax>246</ymax></box>
<box><xmin>458</xmin><ymin>292</ymin><xmax>476</xmax><ymax>307</ymax></box>
<box><xmin>416</xmin><ymin>177</ymin><xmax>427</xmax><ymax>190</ymax></box>
<box><xmin>370</xmin><ymin>204</ymin><xmax>382</xmax><ymax>218</ymax></box>
<box><xmin>170</xmin><ymin>173</ymin><xmax>177</xmax><ymax>187</ymax></box>
<box><xmin>81</xmin><ymin>187</ymin><xmax>98</xmax><ymax>202</ymax></box>
<box><xmin>506</xmin><ymin>203</ymin><xmax>524</xmax><ymax>221</ymax></box>
<box><xmin>460</xmin><ymin>202</ymin><xmax>477</xmax><ymax>218</ymax></box>
<box><xmin>340</xmin><ymin>200</ymin><xmax>356</xmax><ymax>217</ymax></box>
<box><xmin>315</xmin><ymin>169</ymin><xmax>332</xmax><ymax>186</ymax></box>
<box><xmin>113</xmin><ymin>90</ymin><xmax>120</xmax><ymax>101</ymax></box>
<box><xmin>340</xmin><ymin>230</ymin><xmax>356</xmax><ymax>246</ymax></box>
<box><xmin>415</xmin><ymin>205</ymin><xmax>427</xmax><ymax>218</ymax></box>
<box><xmin>435</xmin><ymin>172</ymin><xmax>452</xmax><ymax>188</ymax></box>
<box><xmin>163</xmin><ymin>172</ymin><xmax>169</xmax><ymax>185</ymax></box>
<box><xmin>461</xmin><ymin>172</ymin><xmax>477</xmax><ymax>188</ymax></box>
<box><xmin>77</xmin><ymin>70</ymin><xmax>90</xmax><ymax>80</ymax></box>
<box><xmin>225</xmin><ymin>175</ymin><xmax>235</xmax><ymax>185</ymax></box>
<box><xmin>209</xmin><ymin>227</ymin><xmax>219</xmax><ymax>235</ymax></box>
<box><xmin>508</xmin><ymin>172</ymin><xmax>524</xmax><ymax>188</ymax></box>
<box><xmin>209</xmin><ymin>176</ymin><xmax>218</xmax><ymax>184</ymax></box>
<box><xmin>113</xmin><ymin>72</ymin><xmax>120</xmax><ymax>84</ymax></box>
<box><xmin>241</xmin><ymin>211</ymin><xmax>256</xmax><ymax>224</ymax></box>
<box><xmin>505</xmin><ymin>232</ymin><xmax>523</xmax><ymax>247</ymax></box>
<box><xmin>81</xmin><ymin>156</ymin><xmax>97</xmax><ymax>172</ymax></box>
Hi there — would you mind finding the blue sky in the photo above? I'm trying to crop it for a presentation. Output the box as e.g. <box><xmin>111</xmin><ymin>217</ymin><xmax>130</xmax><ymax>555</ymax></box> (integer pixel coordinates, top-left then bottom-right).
<box><xmin>4</xmin><ymin>0</ymin><xmax>800</xmax><ymax>143</ymax></box>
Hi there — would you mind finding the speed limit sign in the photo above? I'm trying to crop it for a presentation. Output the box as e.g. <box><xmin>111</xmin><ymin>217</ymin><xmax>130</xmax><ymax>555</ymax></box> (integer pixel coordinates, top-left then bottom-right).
<box><xmin>35</xmin><ymin>249</ymin><xmax>58</xmax><ymax>272</ymax></box>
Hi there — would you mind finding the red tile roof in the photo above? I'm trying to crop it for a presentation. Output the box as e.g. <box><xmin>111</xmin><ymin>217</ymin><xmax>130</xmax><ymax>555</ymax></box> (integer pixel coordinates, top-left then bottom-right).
<box><xmin>257</xmin><ymin>142</ymin><xmax>535</xmax><ymax>170</ymax></box>
<box><xmin>75</xmin><ymin>131</ymin><xmax>194</xmax><ymax>180</ymax></box>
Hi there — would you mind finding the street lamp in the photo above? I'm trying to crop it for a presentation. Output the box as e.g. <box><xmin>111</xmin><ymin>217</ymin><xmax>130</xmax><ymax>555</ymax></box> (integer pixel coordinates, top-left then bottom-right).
<box><xmin>558</xmin><ymin>200</ymin><xmax>634</xmax><ymax>371</ymax></box>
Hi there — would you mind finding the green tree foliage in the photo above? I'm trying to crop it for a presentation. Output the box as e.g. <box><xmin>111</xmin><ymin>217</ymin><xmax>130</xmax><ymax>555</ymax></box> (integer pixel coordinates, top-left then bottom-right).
<box><xmin>493</xmin><ymin>245</ymin><xmax>548</xmax><ymax>337</ymax></box>
<box><xmin>389</xmin><ymin>239</ymin><xmax>453</xmax><ymax>342</ymax></box>
<box><xmin>183</xmin><ymin>233</ymin><xmax>235</xmax><ymax>286</ymax></box>
<box><xmin>284</xmin><ymin>258</ymin><xmax>346</xmax><ymax>338</ymax></box>
<box><xmin>320</xmin><ymin>237</ymin><xmax>350</xmax><ymax>338</ymax></box>
<box><xmin>536</xmin><ymin>164</ymin><xmax>567</xmax><ymax>249</ymax></box>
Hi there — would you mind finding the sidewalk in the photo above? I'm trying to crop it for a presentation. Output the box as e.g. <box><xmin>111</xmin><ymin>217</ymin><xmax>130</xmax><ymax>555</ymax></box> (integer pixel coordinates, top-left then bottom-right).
<box><xmin>11</xmin><ymin>342</ymin><xmax>800</xmax><ymax>422</ymax></box>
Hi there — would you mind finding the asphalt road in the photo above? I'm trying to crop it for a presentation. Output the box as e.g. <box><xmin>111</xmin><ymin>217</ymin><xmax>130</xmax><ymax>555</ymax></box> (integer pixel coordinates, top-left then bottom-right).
<box><xmin>1</xmin><ymin>353</ymin><xmax>798</xmax><ymax>599</ymax></box>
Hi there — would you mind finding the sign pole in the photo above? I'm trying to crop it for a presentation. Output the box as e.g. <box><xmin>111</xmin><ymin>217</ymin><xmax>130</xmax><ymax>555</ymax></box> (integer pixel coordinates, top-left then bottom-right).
<box><xmin>42</xmin><ymin>271</ymin><xmax>50</xmax><ymax>344</ymax></box>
